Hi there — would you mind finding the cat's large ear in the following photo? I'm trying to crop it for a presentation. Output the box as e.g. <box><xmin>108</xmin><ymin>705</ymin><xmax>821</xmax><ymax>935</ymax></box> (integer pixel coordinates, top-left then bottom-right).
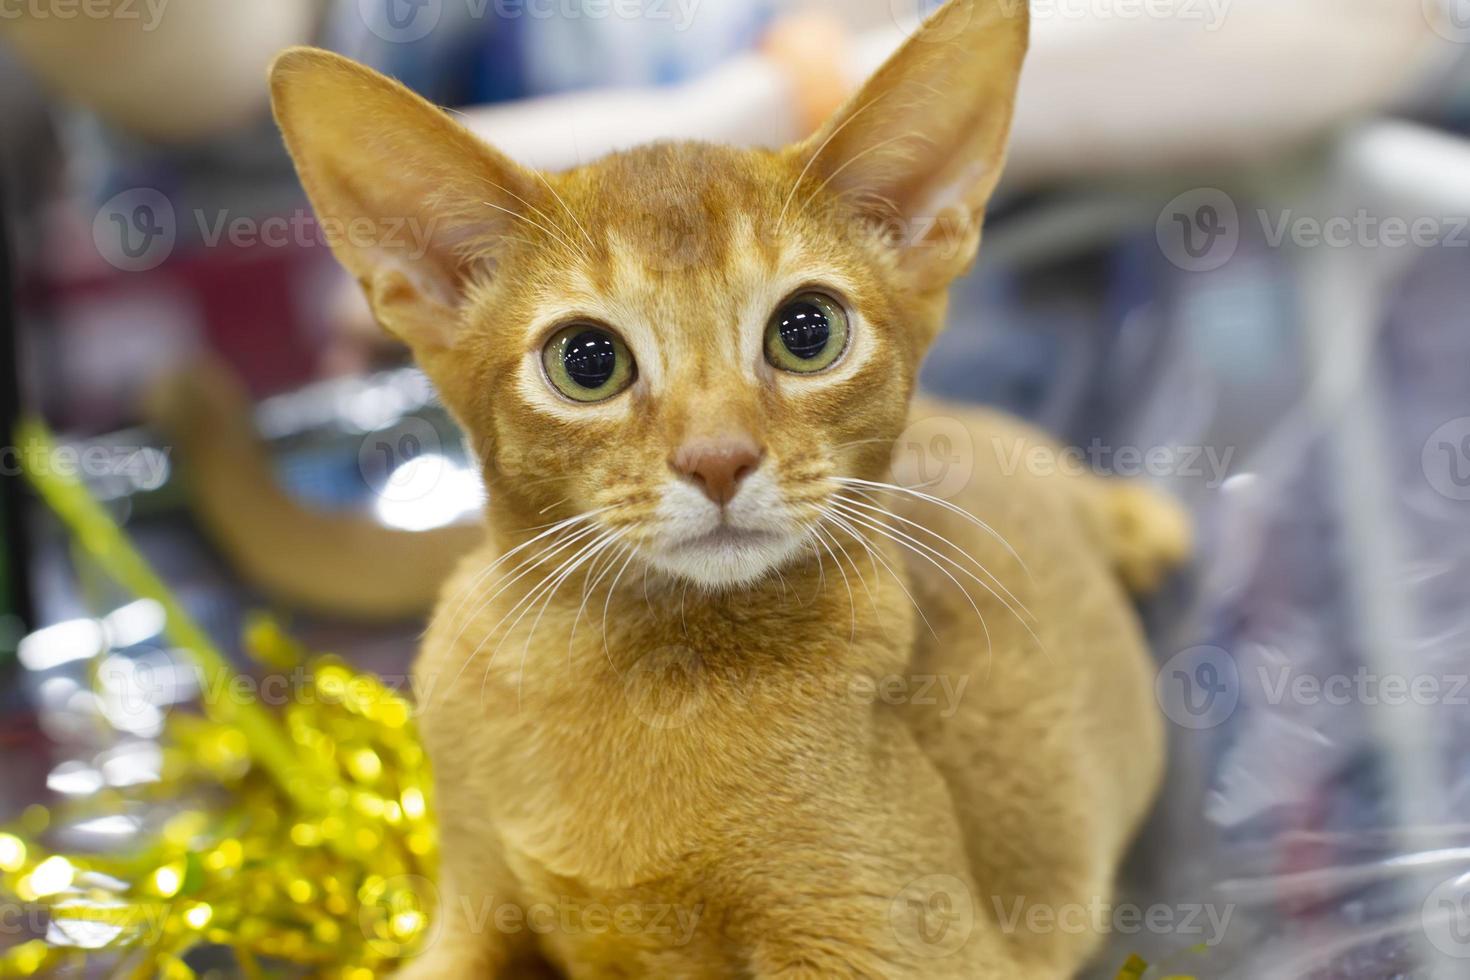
<box><xmin>792</xmin><ymin>0</ymin><xmax>1028</xmax><ymax>289</ymax></box>
<box><xmin>270</xmin><ymin>48</ymin><xmax>541</xmax><ymax>353</ymax></box>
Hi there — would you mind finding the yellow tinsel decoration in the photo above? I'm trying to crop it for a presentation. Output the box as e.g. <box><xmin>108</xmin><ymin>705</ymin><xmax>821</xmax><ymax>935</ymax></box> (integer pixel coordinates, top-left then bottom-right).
<box><xmin>1</xmin><ymin>421</ymin><xmax>438</xmax><ymax>978</ymax></box>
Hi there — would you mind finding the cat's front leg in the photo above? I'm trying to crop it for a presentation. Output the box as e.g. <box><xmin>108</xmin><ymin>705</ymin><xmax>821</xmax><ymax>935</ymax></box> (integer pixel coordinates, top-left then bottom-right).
<box><xmin>391</xmin><ymin>868</ymin><xmax>515</xmax><ymax>979</ymax></box>
<box><xmin>726</xmin><ymin>740</ymin><xmax>1042</xmax><ymax>978</ymax></box>
<box><xmin>393</xmin><ymin>874</ymin><xmax>566</xmax><ymax>979</ymax></box>
<box><xmin>740</xmin><ymin>883</ymin><xmax>1050</xmax><ymax>980</ymax></box>
<box><xmin>391</xmin><ymin>791</ymin><xmax>548</xmax><ymax>978</ymax></box>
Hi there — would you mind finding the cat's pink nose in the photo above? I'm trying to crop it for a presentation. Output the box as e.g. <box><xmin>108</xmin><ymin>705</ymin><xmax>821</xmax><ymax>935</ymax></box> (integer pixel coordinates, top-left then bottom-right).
<box><xmin>671</xmin><ymin>436</ymin><xmax>765</xmax><ymax>507</ymax></box>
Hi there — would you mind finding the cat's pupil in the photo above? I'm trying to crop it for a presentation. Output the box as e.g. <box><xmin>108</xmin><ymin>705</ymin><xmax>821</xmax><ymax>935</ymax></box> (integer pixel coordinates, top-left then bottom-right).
<box><xmin>563</xmin><ymin>329</ymin><xmax>617</xmax><ymax>389</ymax></box>
<box><xmin>777</xmin><ymin>301</ymin><xmax>831</xmax><ymax>360</ymax></box>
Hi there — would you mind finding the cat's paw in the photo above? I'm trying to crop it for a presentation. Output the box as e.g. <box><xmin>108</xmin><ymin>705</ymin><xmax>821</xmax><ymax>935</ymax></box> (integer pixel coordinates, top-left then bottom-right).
<box><xmin>1105</xmin><ymin>483</ymin><xmax>1192</xmax><ymax>596</ymax></box>
<box><xmin>391</xmin><ymin>951</ymin><xmax>488</xmax><ymax>980</ymax></box>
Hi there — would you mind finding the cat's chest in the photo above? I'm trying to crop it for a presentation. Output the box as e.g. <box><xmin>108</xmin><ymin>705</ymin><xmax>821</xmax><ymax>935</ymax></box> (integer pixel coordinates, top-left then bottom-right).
<box><xmin>427</xmin><ymin>569</ymin><xmax>900</xmax><ymax>883</ymax></box>
<box><xmin>474</xmin><ymin>647</ymin><xmax>876</xmax><ymax>889</ymax></box>
<box><xmin>474</xmin><ymin>671</ymin><xmax>745</xmax><ymax>888</ymax></box>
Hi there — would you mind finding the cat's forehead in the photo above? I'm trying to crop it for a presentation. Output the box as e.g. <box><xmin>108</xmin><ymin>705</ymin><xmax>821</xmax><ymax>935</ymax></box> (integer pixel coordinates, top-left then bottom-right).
<box><xmin>572</xmin><ymin>142</ymin><xmax>795</xmax><ymax>276</ymax></box>
<box><xmin>577</xmin><ymin>143</ymin><xmax>784</xmax><ymax>217</ymax></box>
<box><xmin>523</xmin><ymin>143</ymin><xmax>848</xmax><ymax>349</ymax></box>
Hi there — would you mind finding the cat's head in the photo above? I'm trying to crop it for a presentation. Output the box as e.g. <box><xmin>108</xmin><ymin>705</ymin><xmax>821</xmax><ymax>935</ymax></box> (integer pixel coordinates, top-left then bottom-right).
<box><xmin>270</xmin><ymin>0</ymin><xmax>1027</xmax><ymax>590</ymax></box>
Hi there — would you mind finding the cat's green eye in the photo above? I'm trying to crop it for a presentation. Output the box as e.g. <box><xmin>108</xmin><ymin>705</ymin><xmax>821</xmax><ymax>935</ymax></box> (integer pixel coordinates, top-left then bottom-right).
<box><xmin>764</xmin><ymin>292</ymin><xmax>849</xmax><ymax>374</ymax></box>
<box><xmin>541</xmin><ymin>323</ymin><xmax>636</xmax><ymax>403</ymax></box>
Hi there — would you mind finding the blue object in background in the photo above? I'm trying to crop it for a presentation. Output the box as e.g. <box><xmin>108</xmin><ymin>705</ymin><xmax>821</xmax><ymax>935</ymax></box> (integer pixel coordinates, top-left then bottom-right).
<box><xmin>330</xmin><ymin>0</ymin><xmax>776</xmax><ymax>107</ymax></box>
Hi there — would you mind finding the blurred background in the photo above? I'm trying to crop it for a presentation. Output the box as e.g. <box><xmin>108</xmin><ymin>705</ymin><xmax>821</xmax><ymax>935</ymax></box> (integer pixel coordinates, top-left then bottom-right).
<box><xmin>2</xmin><ymin>0</ymin><xmax>1470</xmax><ymax>976</ymax></box>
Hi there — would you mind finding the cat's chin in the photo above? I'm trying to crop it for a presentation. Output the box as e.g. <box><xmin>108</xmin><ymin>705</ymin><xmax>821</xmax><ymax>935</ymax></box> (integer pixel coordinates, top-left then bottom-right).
<box><xmin>648</xmin><ymin>528</ymin><xmax>807</xmax><ymax>591</ymax></box>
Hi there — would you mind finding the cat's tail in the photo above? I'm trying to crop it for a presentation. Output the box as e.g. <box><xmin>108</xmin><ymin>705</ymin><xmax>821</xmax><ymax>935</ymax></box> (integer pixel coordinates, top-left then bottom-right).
<box><xmin>145</xmin><ymin>358</ymin><xmax>482</xmax><ymax>621</ymax></box>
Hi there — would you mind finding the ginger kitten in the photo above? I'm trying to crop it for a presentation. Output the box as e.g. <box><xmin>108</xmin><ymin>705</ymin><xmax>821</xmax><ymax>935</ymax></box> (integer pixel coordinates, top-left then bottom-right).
<box><xmin>269</xmin><ymin>0</ymin><xmax>1187</xmax><ymax>975</ymax></box>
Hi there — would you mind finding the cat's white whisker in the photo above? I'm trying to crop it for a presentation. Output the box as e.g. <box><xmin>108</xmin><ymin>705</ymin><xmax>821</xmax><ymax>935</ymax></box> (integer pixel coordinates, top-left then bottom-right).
<box><xmin>446</xmin><ymin>523</ymin><xmax>608</xmax><ymax>694</ymax></box>
<box><xmin>516</xmin><ymin>530</ymin><xmax>624</xmax><ymax>707</ymax></box>
<box><xmin>599</xmin><ymin>546</ymin><xmax>642</xmax><ymax>672</ymax></box>
<box><xmin>444</xmin><ymin>516</ymin><xmax>606</xmax><ymax>647</ymax></box>
<box><xmin>440</xmin><ymin>506</ymin><xmax>609</xmax><ymax>628</ymax></box>
<box><xmin>813</xmin><ymin>517</ymin><xmax>880</xmax><ymax>621</ymax></box>
<box><xmin>530</xmin><ymin>169</ymin><xmax>597</xmax><ymax>251</ymax></box>
<box><xmin>476</xmin><ymin>172</ymin><xmax>591</xmax><ymax>260</ymax></box>
<box><xmin>827</xmin><ymin>502</ymin><xmax>994</xmax><ymax>666</ymax></box>
<box><xmin>801</xmin><ymin>531</ymin><xmax>826</xmax><ymax>593</ymax></box>
<box><xmin>439</xmin><ymin>524</ymin><xmax>609</xmax><ymax>695</ymax></box>
<box><xmin>833</xmin><ymin>476</ymin><xmax>1035</xmax><ymax>583</ymax></box>
<box><xmin>810</xmin><ymin>513</ymin><xmax>891</xmax><ymax>642</ymax></box>
<box><xmin>472</xmin><ymin>528</ymin><xmax>620</xmax><ymax>703</ymax></box>
<box><xmin>479</xmin><ymin>198</ymin><xmax>586</xmax><ymax>263</ymax></box>
<box><xmin>832</xmin><ymin>493</ymin><xmax>1037</xmax><ymax>629</ymax></box>
<box><xmin>828</xmin><ymin>436</ymin><xmax>900</xmax><ymax>453</ymax></box>
<box><xmin>771</xmin><ymin>565</ymin><xmax>791</xmax><ymax>605</ymax></box>
<box><xmin>537</xmin><ymin>496</ymin><xmax>571</xmax><ymax>515</ymax></box>
<box><xmin>567</xmin><ymin>533</ymin><xmax>629</xmax><ymax>663</ymax></box>
<box><xmin>806</xmin><ymin>525</ymin><xmax>855</xmax><ymax>642</ymax></box>
<box><xmin>776</xmin><ymin>92</ymin><xmax>887</xmax><ymax>231</ymax></box>
<box><xmin>822</xmin><ymin>511</ymin><xmax>938</xmax><ymax>641</ymax></box>
<box><xmin>800</xmin><ymin>134</ymin><xmax>915</xmax><ymax>217</ymax></box>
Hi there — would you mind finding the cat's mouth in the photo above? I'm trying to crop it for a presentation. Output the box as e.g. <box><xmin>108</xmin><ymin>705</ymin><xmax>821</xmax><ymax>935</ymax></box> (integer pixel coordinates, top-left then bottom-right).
<box><xmin>647</xmin><ymin>521</ymin><xmax>805</xmax><ymax>589</ymax></box>
<box><xmin>670</xmin><ymin>526</ymin><xmax>783</xmax><ymax>553</ymax></box>
<box><xmin>642</xmin><ymin>465</ymin><xmax>810</xmax><ymax>588</ymax></box>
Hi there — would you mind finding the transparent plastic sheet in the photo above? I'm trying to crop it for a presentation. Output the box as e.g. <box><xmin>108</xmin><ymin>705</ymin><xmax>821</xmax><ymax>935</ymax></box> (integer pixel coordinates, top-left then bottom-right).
<box><xmin>929</xmin><ymin>173</ymin><xmax>1470</xmax><ymax>978</ymax></box>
